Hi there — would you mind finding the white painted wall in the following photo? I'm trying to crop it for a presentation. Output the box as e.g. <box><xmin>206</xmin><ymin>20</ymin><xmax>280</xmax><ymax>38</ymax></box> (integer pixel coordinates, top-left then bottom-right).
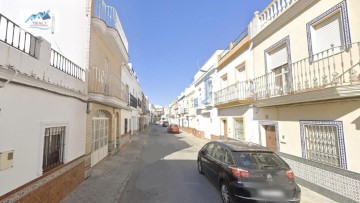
<box><xmin>0</xmin><ymin>84</ymin><xmax>86</xmax><ymax>196</ymax></box>
<box><xmin>0</xmin><ymin>0</ymin><xmax>91</xmax><ymax>69</ymax></box>
<box><xmin>218</xmin><ymin>106</ymin><xmax>257</xmax><ymax>142</ymax></box>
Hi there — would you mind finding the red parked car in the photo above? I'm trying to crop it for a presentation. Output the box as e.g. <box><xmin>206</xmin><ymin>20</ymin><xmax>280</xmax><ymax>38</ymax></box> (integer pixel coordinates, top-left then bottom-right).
<box><xmin>167</xmin><ymin>124</ymin><xmax>180</xmax><ymax>133</ymax></box>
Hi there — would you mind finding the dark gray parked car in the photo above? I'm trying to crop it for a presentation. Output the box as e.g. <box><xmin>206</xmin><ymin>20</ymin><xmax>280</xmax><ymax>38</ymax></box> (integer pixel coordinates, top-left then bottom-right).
<box><xmin>162</xmin><ymin>121</ymin><xmax>169</xmax><ymax>127</ymax></box>
<box><xmin>197</xmin><ymin>141</ymin><xmax>301</xmax><ymax>203</ymax></box>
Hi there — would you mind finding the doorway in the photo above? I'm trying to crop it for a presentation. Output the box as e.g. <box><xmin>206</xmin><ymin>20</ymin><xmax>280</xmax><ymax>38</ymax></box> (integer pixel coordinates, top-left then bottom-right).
<box><xmin>265</xmin><ymin>125</ymin><xmax>277</xmax><ymax>151</ymax></box>
<box><xmin>222</xmin><ymin>119</ymin><xmax>228</xmax><ymax>141</ymax></box>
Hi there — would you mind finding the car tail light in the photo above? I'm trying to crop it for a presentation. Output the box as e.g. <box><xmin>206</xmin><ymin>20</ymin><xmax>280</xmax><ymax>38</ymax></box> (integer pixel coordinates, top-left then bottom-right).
<box><xmin>286</xmin><ymin>170</ymin><xmax>294</xmax><ymax>179</ymax></box>
<box><xmin>229</xmin><ymin>166</ymin><xmax>249</xmax><ymax>178</ymax></box>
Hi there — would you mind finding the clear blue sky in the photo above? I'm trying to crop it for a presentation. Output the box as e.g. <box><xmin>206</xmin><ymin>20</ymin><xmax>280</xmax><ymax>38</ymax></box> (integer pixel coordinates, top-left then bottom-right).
<box><xmin>108</xmin><ymin>0</ymin><xmax>272</xmax><ymax>106</ymax></box>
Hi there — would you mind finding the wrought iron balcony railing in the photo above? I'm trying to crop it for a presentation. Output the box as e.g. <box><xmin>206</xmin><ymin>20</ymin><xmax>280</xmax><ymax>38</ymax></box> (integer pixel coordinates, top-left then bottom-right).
<box><xmin>253</xmin><ymin>42</ymin><xmax>360</xmax><ymax>99</ymax></box>
<box><xmin>215</xmin><ymin>43</ymin><xmax>360</xmax><ymax>105</ymax></box>
<box><xmin>93</xmin><ymin>0</ymin><xmax>128</xmax><ymax>52</ymax></box>
<box><xmin>214</xmin><ymin>81</ymin><xmax>253</xmax><ymax>105</ymax></box>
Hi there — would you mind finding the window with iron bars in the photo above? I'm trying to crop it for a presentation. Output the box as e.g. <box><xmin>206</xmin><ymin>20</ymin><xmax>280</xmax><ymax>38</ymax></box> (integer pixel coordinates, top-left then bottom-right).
<box><xmin>43</xmin><ymin>126</ymin><xmax>65</xmax><ymax>171</ymax></box>
<box><xmin>302</xmin><ymin>121</ymin><xmax>344</xmax><ymax>168</ymax></box>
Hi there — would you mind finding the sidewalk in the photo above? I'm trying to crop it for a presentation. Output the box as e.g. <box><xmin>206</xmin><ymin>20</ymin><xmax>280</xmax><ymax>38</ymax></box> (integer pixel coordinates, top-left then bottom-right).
<box><xmin>180</xmin><ymin>130</ymin><xmax>337</xmax><ymax>203</ymax></box>
<box><xmin>61</xmin><ymin>129</ymin><xmax>149</xmax><ymax>203</ymax></box>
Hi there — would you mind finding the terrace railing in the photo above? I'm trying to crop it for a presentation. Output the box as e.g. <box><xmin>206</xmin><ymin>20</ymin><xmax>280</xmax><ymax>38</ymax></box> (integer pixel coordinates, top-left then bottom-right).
<box><xmin>1</xmin><ymin>13</ymin><xmax>85</xmax><ymax>83</ymax></box>
<box><xmin>50</xmin><ymin>50</ymin><xmax>85</xmax><ymax>81</ymax></box>
<box><xmin>93</xmin><ymin>0</ymin><xmax>128</xmax><ymax>52</ymax></box>
<box><xmin>259</xmin><ymin>0</ymin><xmax>298</xmax><ymax>29</ymax></box>
<box><xmin>0</xmin><ymin>13</ymin><xmax>38</xmax><ymax>58</ymax></box>
<box><xmin>88</xmin><ymin>66</ymin><xmax>128</xmax><ymax>103</ymax></box>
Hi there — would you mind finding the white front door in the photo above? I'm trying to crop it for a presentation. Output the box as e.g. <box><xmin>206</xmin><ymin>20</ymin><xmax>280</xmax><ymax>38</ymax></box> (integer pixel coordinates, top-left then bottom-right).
<box><xmin>91</xmin><ymin>116</ymin><xmax>109</xmax><ymax>167</ymax></box>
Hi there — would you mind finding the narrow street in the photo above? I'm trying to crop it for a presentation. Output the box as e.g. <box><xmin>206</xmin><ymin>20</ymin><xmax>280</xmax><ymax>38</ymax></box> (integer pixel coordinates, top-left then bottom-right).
<box><xmin>120</xmin><ymin>125</ymin><xmax>222</xmax><ymax>203</ymax></box>
<box><xmin>62</xmin><ymin>125</ymin><xmax>337</xmax><ymax>203</ymax></box>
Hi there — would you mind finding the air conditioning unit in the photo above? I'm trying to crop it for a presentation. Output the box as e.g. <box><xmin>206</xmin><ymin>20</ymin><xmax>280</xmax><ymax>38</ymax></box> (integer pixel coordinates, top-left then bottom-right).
<box><xmin>0</xmin><ymin>150</ymin><xmax>14</xmax><ymax>171</ymax></box>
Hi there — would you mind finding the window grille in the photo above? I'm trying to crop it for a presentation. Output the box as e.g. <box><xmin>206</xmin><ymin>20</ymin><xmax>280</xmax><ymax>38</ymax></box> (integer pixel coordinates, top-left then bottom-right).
<box><xmin>43</xmin><ymin>126</ymin><xmax>65</xmax><ymax>171</ymax></box>
<box><xmin>304</xmin><ymin>123</ymin><xmax>341</xmax><ymax>167</ymax></box>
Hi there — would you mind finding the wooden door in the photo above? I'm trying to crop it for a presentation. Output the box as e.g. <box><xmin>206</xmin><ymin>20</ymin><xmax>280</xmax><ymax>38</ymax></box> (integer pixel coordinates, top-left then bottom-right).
<box><xmin>223</xmin><ymin>120</ymin><xmax>228</xmax><ymax>141</ymax></box>
<box><xmin>265</xmin><ymin>125</ymin><xmax>277</xmax><ymax>151</ymax></box>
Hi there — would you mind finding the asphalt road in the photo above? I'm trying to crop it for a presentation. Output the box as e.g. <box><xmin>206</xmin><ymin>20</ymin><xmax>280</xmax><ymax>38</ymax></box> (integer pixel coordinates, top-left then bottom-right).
<box><xmin>120</xmin><ymin>125</ymin><xmax>223</xmax><ymax>203</ymax></box>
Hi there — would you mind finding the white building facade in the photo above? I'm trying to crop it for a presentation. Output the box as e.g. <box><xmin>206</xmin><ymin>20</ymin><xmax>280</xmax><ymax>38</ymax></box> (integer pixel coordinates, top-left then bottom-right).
<box><xmin>0</xmin><ymin>0</ymin><xmax>89</xmax><ymax>201</ymax></box>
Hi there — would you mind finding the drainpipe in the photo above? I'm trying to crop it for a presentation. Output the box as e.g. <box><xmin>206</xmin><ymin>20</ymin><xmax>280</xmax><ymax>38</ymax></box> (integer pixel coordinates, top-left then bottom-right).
<box><xmin>0</xmin><ymin>70</ymin><xmax>18</xmax><ymax>88</ymax></box>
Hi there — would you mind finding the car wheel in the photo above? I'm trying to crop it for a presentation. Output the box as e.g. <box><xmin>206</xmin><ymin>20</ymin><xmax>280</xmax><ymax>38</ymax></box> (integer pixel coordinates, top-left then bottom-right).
<box><xmin>220</xmin><ymin>182</ymin><xmax>233</xmax><ymax>203</ymax></box>
<box><xmin>197</xmin><ymin>159</ymin><xmax>204</xmax><ymax>174</ymax></box>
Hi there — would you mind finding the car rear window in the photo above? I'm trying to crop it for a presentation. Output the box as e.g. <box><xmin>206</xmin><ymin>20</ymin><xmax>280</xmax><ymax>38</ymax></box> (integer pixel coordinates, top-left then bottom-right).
<box><xmin>232</xmin><ymin>152</ymin><xmax>288</xmax><ymax>170</ymax></box>
<box><xmin>170</xmin><ymin>124</ymin><xmax>178</xmax><ymax>127</ymax></box>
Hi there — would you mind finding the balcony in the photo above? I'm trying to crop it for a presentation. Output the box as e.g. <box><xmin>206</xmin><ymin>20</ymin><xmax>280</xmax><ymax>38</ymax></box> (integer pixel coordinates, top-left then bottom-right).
<box><xmin>129</xmin><ymin>94</ymin><xmax>137</xmax><ymax>108</ymax></box>
<box><xmin>214</xmin><ymin>81</ymin><xmax>254</xmax><ymax>108</ymax></box>
<box><xmin>88</xmin><ymin>66</ymin><xmax>129</xmax><ymax>107</ymax></box>
<box><xmin>215</xmin><ymin>43</ymin><xmax>360</xmax><ymax>107</ymax></box>
<box><xmin>92</xmin><ymin>0</ymin><xmax>128</xmax><ymax>62</ymax></box>
<box><xmin>93</xmin><ymin>0</ymin><xmax>128</xmax><ymax>52</ymax></box>
<box><xmin>252</xmin><ymin>42</ymin><xmax>360</xmax><ymax>107</ymax></box>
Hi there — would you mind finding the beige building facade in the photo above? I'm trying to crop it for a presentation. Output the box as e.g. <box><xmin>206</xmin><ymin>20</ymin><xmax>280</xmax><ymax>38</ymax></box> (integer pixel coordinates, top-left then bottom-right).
<box><xmin>171</xmin><ymin>0</ymin><xmax>360</xmax><ymax>202</ymax></box>
<box><xmin>85</xmin><ymin>0</ymin><xmax>134</xmax><ymax>176</ymax></box>
<box><xmin>249</xmin><ymin>0</ymin><xmax>360</xmax><ymax>201</ymax></box>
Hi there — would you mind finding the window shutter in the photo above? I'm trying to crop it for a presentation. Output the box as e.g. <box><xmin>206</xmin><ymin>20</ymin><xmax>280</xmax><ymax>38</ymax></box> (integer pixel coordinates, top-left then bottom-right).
<box><xmin>314</xmin><ymin>13</ymin><xmax>343</xmax><ymax>54</ymax></box>
<box><xmin>267</xmin><ymin>44</ymin><xmax>288</xmax><ymax>71</ymax></box>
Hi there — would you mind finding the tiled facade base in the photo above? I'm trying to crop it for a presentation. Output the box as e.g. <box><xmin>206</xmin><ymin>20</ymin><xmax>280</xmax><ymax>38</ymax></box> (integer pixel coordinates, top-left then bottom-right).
<box><xmin>197</xmin><ymin>131</ymin><xmax>205</xmax><ymax>139</ymax></box>
<box><xmin>279</xmin><ymin>152</ymin><xmax>360</xmax><ymax>203</ymax></box>
<box><xmin>211</xmin><ymin>134</ymin><xmax>220</xmax><ymax>141</ymax></box>
<box><xmin>182</xmin><ymin>127</ymin><xmax>192</xmax><ymax>134</ymax></box>
<box><xmin>84</xmin><ymin>154</ymin><xmax>91</xmax><ymax>179</ymax></box>
<box><xmin>0</xmin><ymin>157</ymin><xmax>84</xmax><ymax>203</ymax></box>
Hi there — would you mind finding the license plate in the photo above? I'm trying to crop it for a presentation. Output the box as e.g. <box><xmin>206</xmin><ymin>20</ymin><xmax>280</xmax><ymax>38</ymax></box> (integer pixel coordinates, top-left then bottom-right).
<box><xmin>259</xmin><ymin>189</ymin><xmax>284</xmax><ymax>198</ymax></box>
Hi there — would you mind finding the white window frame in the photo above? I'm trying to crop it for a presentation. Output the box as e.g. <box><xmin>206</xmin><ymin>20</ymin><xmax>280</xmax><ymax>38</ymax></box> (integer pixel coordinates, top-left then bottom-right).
<box><xmin>233</xmin><ymin>117</ymin><xmax>245</xmax><ymax>141</ymax></box>
<box><xmin>235</xmin><ymin>63</ymin><xmax>246</xmax><ymax>83</ymax></box>
<box><xmin>92</xmin><ymin>117</ymin><xmax>108</xmax><ymax>151</ymax></box>
<box><xmin>306</xmin><ymin>0</ymin><xmax>351</xmax><ymax>62</ymax></box>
